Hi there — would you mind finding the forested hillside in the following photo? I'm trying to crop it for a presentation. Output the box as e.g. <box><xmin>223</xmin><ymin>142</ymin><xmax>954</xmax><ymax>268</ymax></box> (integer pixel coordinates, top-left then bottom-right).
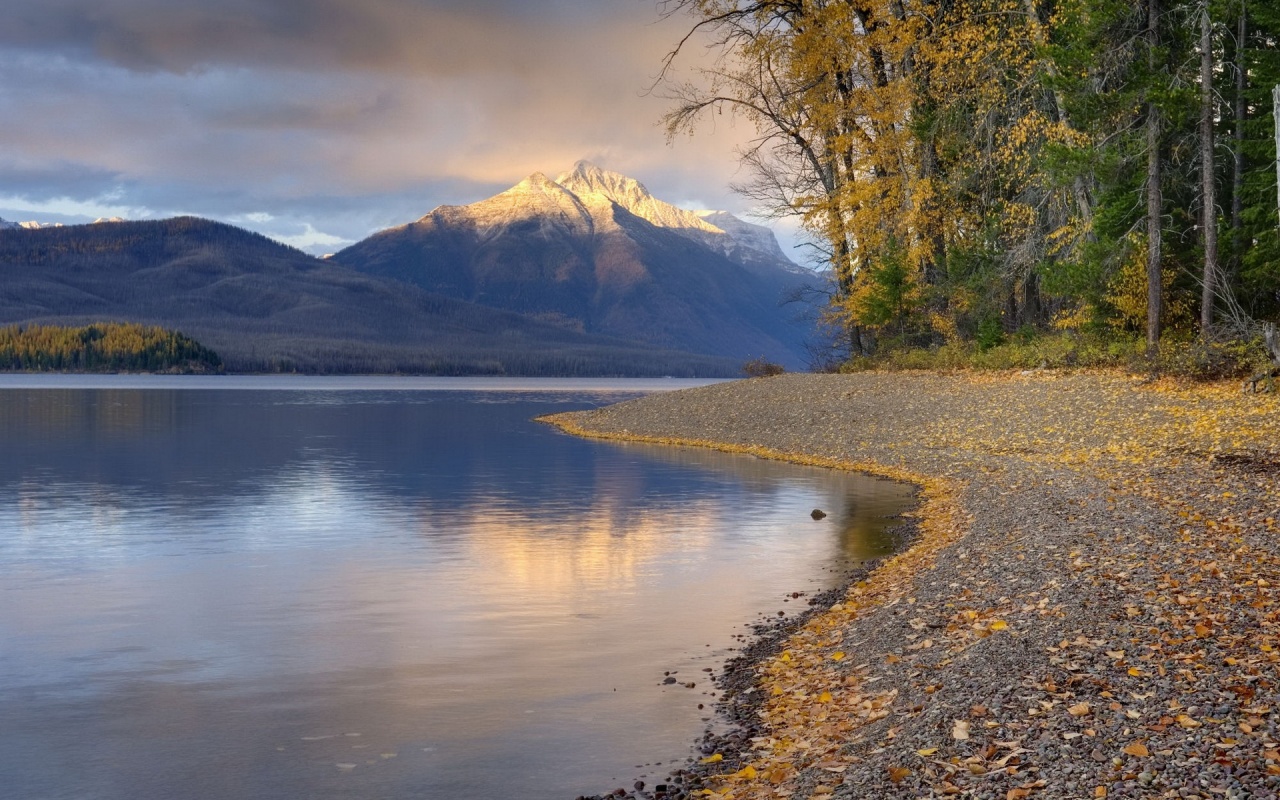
<box><xmin>0</xmin><ymin>323</ymin><xmax>222</xmax><ymax>373</ymax></box>
<box><xmin>664</xmin><ymin>0</ymin><xmax>1280</xmax><ymax>370</ymax></box>
<box><xmin>0</xmin><ymin>218</ymin><xmax>741</xmax><ymax>376</ymax></box>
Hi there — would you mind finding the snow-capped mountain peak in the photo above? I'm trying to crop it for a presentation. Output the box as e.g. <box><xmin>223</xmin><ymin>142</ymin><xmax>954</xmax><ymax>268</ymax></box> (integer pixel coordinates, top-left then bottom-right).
<box><xmin>694</xmin><ymin>210</ymin><xmax>800</xmax><ymax>269</ymax></box>
<box><xmin>404</xmin><ymin>161</ymin><xmax>802</xmax><ymax>273</ymax></box>
<box><xmin>554</xmin><ymin>161</ymin><xmax>723</xmax><ymax>238</ymax></box>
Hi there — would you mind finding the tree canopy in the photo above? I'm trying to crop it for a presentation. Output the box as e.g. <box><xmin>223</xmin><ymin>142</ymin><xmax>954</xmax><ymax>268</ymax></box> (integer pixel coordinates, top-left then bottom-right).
<box><xmin>0</xmin><ymin>323</ymin><xmax>223</xmax><ymax>373</ymax></box>
<box><xmin>663</xmin><ymin>0</ymin><xmax>1280</xmax><ymax>368</ymax></box>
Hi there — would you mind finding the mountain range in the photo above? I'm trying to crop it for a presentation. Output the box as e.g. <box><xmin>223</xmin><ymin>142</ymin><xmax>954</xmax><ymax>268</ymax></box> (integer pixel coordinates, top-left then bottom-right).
<box><xmin>331</xmin><ymin>162</ymin><xmax>810</xmax><ymax>367</ymax></box>
<box><xmin>0</xmin><ymin>163</ymin><xmax>815</xmax><ymax>375</ymax></box>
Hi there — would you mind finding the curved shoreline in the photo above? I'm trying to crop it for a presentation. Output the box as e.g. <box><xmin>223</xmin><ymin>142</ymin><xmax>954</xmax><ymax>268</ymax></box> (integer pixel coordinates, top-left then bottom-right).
<box><xmin>542</xmin><ymin>397</ymin><xmax>963</xmax><ymax>800</ymax></box>
<box><xmin>548</xmin><ymin>372</ymin><xmax>1280</xmax><ymax>799</ymax></box>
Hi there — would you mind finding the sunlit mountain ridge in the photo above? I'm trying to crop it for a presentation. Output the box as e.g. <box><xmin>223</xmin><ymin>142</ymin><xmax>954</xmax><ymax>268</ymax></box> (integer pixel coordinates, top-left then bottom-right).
<box><xmin>334</xmin><ymin>162</ymin><xmax>815</xmax><ymax>368</ymax></box>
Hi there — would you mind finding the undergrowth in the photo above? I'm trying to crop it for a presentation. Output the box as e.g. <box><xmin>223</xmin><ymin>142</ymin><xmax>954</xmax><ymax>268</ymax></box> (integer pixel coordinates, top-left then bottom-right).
<box><xmin>841</xmin><ymin>331</ymin><xmax>1275</xmax><ymax>381</ymax></box>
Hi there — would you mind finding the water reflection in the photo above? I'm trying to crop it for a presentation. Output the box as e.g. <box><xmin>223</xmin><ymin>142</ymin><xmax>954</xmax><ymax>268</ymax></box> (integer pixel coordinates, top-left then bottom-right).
<box><xmin>0</xmin><ymin>384</ymin><xmax>914</xmax><ymax>800</ymax></box>
<box><xmin>598</xmin><ymin>442</ymin><xmax>912</xmax><ymax>563</ymax></box>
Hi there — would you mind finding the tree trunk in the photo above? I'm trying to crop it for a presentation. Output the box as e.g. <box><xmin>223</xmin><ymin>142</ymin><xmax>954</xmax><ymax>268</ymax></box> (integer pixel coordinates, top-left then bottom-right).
<box><xmin>1146</xmin><ymin>0</ymin><xmax>1164</xmax><ymax>357</ymax></box>
<box><xmin>1200</xmin><ymin>5</ymin><xmax>1218</xmax><ymax>337</ymax></box>
<box><xmin>919</xmin><ymin>134</ymin><xmax>948</xmax><ymax>290</ymax></box>
<box><xmin>1231</xmin><ymin>3</ymin><xmax>1245</xmax><ymax>275</ymax></box>
<box><xmin>1023</xmin><ymin>271</ymin><xmax>1043</xmax><ymax>327</ymax></box>
<box><xmin>1274</xmin><ymin>84</ymin><xmax>1280</xmax><ymax>227</ymax></box>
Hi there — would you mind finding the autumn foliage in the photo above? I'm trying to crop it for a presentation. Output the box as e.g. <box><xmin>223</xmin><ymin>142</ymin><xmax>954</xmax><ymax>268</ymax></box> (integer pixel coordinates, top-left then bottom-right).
<box><xmin>0</xmin><ymin>322</ymin><xmax>223</xmax><ymax>373</ymax></box>
<box><xmin>663</xmin><ymin>0</ymin><xmax>1280</xmax><ymax>363</ymax></box>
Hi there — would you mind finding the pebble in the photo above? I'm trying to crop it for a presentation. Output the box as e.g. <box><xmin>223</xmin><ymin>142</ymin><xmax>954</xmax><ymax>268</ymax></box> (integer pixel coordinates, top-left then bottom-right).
<box><xmin>554</xmin><ymin>374</ymin><xmax>1280</xmax><ymax>799</ymax></box>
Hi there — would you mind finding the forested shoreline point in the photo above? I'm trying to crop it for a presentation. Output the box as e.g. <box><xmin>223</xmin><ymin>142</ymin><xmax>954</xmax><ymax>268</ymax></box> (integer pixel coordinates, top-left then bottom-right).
<box><xmin>548</xmin><ymin>372</ymin><xmax>1280</xmax><ymax>799</ymax></box>
<box><xmin>0</xmin><ymin>323</ymin><xmax>223</xmax><ymax>374</ymax></box>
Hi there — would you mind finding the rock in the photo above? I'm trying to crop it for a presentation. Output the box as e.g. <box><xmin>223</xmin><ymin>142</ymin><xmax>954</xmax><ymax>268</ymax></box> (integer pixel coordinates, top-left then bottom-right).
<box><xmin>810</xmin><ymin>508</ymin><xmax>827</xmax><ymax>520</ymax></box>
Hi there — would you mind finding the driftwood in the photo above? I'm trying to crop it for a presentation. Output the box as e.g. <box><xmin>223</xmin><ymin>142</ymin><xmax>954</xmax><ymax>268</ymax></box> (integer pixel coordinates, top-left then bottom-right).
<box><xmin>1245</xmin><ymin>323</ymin><xmax>1280</xmax><ymax>393</ymax></box>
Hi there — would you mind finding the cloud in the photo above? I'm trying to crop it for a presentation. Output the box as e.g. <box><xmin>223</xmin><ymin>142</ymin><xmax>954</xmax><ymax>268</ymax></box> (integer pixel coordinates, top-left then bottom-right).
<box><xmin>0</xmin><ymin>1</ymin><xmax>785</xmax><ymax>255</ymax></box>
<box><xmin>267</xmin><ymin>223</ymin><xmax>354</xmax><ymax>253</ymax></box>
<box><xmin>2</xmin><ymin>0</ymin><xmax>673</xmax><ymax>76</ymax></box>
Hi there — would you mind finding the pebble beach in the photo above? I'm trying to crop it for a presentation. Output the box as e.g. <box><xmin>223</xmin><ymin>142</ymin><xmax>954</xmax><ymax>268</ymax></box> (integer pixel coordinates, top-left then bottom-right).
<box><xmin>547</xmin><ymin>371</ymin><xmax>1280</xmax><ymax>800</ymax></box>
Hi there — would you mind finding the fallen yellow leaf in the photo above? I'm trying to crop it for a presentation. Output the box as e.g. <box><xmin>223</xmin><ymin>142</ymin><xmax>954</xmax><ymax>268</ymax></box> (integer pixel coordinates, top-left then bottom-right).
<box><xmin>700</xmin><ymin>753</ymin><xmax>723</xmax><ymax>764</ymax></box>
<box><xmin>1122</xmin><ymin>742</ymin><xmax>1150</xmax><ymax>757</ymax></box>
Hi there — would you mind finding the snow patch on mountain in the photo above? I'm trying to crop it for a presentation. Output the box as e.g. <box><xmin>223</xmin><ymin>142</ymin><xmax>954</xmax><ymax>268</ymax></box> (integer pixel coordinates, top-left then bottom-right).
<box><xmin>693</xmin><ymin>210</ymin><xmax>804</xmax><ymax>272</ymax></box>
<box><xmin>404</xmin><ymin>160</ymin><xmax>803</xmax><ymax>273</ymax></box>
<box><xmin>555</xmin><ymin>161</ymin><xmax>723</xmax><ymax>238</ymax></box>
<box><xmin>421</xmin><ymin>171</ymin><xmax>599</xmax><ymax>241</ymax></box>
<box><xmin>553</xmin><ymin>161</ymin><xmax>807</xmax><ymax>271</ymax></box>
<box><xmin>1</xmin><ymin>217</ymin><xmax>114</xmax><ymax>230</ymax></box>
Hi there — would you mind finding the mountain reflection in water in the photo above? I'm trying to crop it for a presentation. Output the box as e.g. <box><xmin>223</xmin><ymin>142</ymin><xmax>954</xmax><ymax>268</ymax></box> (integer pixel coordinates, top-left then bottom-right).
<box><xmin>0</xmin><ymin>381</ymin><xmax>915</xmax><ymax>800</ymax></box>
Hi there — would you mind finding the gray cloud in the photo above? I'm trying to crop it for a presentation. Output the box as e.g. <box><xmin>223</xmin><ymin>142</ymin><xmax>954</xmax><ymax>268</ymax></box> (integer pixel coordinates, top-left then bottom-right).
<box><xmin>3</xmin><ymin>0</ymin><xmax>670</xmax><ymax>75</ymax></box>
<box><xmin>0</xmin><ymin>1</ymin><xmax>788</xmax><ymax>257</ymax></box>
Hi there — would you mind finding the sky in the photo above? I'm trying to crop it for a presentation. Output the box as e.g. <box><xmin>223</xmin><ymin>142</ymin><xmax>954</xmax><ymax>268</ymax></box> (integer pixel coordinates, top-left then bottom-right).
<box><xmin>0</xmin><ymin>0</ymin><xmax>805</xmax><ymax>260</ymax></box>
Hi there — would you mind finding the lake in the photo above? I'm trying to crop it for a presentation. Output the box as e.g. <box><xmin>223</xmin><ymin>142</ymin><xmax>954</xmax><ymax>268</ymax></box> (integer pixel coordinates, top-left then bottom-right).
<box><xmin>0</xmin><ymin>376</ymin><xmax>915</xmax><ymax>800</ymax></box>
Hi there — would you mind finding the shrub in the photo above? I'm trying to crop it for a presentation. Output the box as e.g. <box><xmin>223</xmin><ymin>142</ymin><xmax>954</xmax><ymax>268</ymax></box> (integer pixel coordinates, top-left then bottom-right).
<box><xmin>975</xmin><ymin>314</ymin><xmax>1005</xmax><ymax>352</ymax></box>
<box><xmin>742</xmin><ymin>357</ymin><xmax>786</xmax><ymax>378</ymax></box>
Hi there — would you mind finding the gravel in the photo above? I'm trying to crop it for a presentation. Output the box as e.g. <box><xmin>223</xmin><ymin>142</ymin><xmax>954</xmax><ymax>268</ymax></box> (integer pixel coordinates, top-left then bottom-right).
<box><xmin>550</xmin><ymin>372</ymin><xmax>1280</xmax><ymax>800</ymax></box>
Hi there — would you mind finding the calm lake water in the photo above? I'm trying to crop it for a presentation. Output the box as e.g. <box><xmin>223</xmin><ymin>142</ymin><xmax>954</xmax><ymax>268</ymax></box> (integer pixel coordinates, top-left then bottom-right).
<box><xmin>0</xmin><ymin>376</ymin><xmax>915</xmax><ymax>800</ymax></box>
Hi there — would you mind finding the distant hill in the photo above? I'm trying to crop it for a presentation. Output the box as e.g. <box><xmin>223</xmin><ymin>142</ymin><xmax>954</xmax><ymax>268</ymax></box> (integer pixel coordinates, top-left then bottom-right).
<box><xmin>332</xmin><ymin>162</ymin><xmax>814</xmax><ymax>368</ymax></box>
<box><xmin>0</xmin><ymin>217</ymin><xmax>739</xmax><ymax>376</ymax></box>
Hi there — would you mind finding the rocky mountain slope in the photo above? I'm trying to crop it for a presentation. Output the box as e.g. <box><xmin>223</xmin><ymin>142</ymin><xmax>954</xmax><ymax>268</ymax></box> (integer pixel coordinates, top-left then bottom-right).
<box><xmin>333</xmin><ymin>163</ymin><xmax>814</xmax><ymax>368</ymax></box>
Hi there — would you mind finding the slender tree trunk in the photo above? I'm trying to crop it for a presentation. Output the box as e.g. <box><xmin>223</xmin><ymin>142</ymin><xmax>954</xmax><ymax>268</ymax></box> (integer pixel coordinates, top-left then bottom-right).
<box><xmin>1147</xmin><ymin>0</ymin><xmax>1164</xmax><ymax>357</ymax></box>
<box><xmin>918</xmin><ymin>131</ymin><xmax>947</xmax><ymax>288</ymax></box>
<box><xmin>1023</xmin><ymin>271</ymin><xmax>1043</xmax><ymax>326</ymax></box>
<box><xmin>1231</xmin><ymin>3</ymin><xmax>1245</xmax><ymax>275</ymax></box>
<box><xmin>1274</xmin><ymin>84</ymin><xmax>1280</xmax><ymax>227</ymax></box>
<box><xmin>1200</xmin><ymin>5</ymin><xmax>1219</xmax><ymax>337</ymax></box>
<box><xmin>832</xmin><ymin>232</ymin><xmax>864</xmax><ymax>357</ymax></box>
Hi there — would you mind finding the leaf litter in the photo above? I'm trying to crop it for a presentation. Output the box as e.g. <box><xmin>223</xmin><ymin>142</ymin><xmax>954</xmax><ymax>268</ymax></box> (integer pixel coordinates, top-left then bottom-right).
<box><xmin>550</xmin><ymin>372</ymin><xmax>1280</xmax><ymax>799</ymax></box>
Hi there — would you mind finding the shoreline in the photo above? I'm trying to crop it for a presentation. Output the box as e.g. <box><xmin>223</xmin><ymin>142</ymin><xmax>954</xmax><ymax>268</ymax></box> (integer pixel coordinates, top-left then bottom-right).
<box><xmin>547</xmin><ymin>372</ymin><xmax>1280</xmax><ymax>799</ymax></box>
<box><xmin>542</xmin><ymin>406</ymin><xmax>958</xmax><ymax>800</ymax></box>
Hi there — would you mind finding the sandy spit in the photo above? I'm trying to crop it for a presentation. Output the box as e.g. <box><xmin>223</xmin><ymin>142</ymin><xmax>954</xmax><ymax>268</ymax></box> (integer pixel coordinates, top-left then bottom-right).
<box><xmin>546</xmin><ymin>371</ymin><xmax>1280</xmax><ymax>800</ymax></box>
